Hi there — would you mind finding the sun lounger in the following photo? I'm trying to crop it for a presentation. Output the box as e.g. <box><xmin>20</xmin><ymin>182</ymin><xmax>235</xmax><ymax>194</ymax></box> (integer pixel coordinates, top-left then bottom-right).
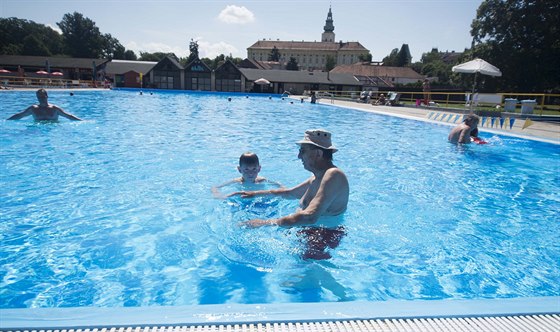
<box><xmin>385</xmin><ymin>92</ymin><xmax>401</xmax><ymax>106</ymax></box>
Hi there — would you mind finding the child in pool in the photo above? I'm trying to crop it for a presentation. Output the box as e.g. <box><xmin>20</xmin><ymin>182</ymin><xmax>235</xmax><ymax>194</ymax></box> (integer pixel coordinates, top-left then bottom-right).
<box><xmin>212</xmin><ymin>152</ymin><xmax>281</xmax><ymax>199</ymax></box>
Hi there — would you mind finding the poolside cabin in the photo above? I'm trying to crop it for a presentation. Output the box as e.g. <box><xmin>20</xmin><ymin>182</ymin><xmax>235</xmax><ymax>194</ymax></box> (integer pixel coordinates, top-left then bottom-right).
<box><xmin>214</xmin><ymin>60</ymin><xmax>244</xmax><ymax>92</ymax></box>
<box><xmin>103</xmin><ymin>60</ymin><xmax>156</xmax><ymax>88</ymax></box>
<box><xmin>144</xmin><ymin>55</ymin><xmax>184</xmax><ymax>90</ymax></box>
<box><xmin>184</xmin><ymin>58</ymin><xmax>212</xmax><ymax>91</ymax></box>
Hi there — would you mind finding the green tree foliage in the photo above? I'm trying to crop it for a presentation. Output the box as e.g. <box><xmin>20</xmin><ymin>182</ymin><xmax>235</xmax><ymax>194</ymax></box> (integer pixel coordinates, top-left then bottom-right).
<box><xmin>123</xmin><ymin>50</ymin><xmax>137</xmax><ymax>60</ymax></box>
<box><xmin>22</xmin><ymin>34</ymin><xmax>51</xmax><ymax>56</ymax></box>
<box><xmin>471</xmin><ymin>0</ymin><xmax>560</xmax><ymax>92</ymax></box>
<box><xmin>397</xmin><ymin>44</ymin><xmax>412</xmax><ymax>66</ymax></box>
<box><xmin>325</xmin><ymin>55</ymin><xmax>336</xmax><ymax>71</ymax></box>
<box><xmin>383</xmin><ymin>44</ymin><xmax>412</xmax><ymax>67</ymax></box>
<box><xmin>382</xmin><ymin>48</ymin><xmax>399</xmax><ymax>66</ymax></box>
<box><xmin>268</xmin><ymin>46</ymin><xmax>281</xmax><ymax>61</ymax></box>
<box><xmin>418</xmin><ymin>48</ymin><xmax>453</xmax><ymax>85</ymax></box>
<box><xmin>186</xmin><ymin>39</ymin><xmax>199</xmax><ymax>64</ymax></box>
<box><xmin>138</xmin><ymin>52</ymin><xmax>169</xmax><ymax>62</ymax></box>
<box><xmin>57</xmin><ymin>12</ymin><xmax>105</xmax><ymax>58</ymax></box>
<box><xmin>0</xmin><ymin>17</ymin><xmax>63</xmax><ymax>56</ymax></box>
<box><xmin>199</xmin><ymin>54</ymin><xmax>242</xmax><ymax>70</ymax></box>
<box><xmin>358</xmin><ymin>53</ymin><xmax>372</xmax><ymax>62</ymax></box>
<box><xmin>102</xmin><ymin>33</ymin><xmax>125</xmax><ymax>59</ymax></box>
<box><xmin>286</xmin><ymin>57</ymin><xmax>299</xmax><ymax>71</ymax></box>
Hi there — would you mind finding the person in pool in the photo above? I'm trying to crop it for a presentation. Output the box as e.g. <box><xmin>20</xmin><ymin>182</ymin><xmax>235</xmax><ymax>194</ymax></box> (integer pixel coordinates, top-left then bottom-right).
<box><xmin>230</xmin><ymin>129</ymin><xmax>349</xmax><ymax>259</ymax></box>
<box><xmin>212</xmin><ymin>152</ymin><xmax>281</xmax><ymax>199</ymax></box>
<box><xmin>448</xmin><ymin>114</ymin><xmax>480</xmax><ymax>144</ymax></box>
<box><xmin>7</xmin><ymin>88</ymin><xmax>82</xmax><ymax>121</ymax></box>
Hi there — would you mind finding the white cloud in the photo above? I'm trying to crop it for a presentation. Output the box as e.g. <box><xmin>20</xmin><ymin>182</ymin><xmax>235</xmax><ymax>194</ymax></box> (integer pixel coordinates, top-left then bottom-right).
<box><xmin>198</xmin><ymin>40</ymin><xmax>239</xmax><ymax>59</ymax></box>
<box><xmin>217</xmin><ymin>5</ymin><xmax>255</xmax><ymax>24</ymax></box>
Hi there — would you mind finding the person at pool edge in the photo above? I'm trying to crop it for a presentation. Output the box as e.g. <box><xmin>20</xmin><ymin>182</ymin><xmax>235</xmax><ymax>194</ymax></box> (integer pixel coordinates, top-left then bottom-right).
<box><xmin>7</xmin><ymin>88</ymin><xmax>82</xmax><ymax>121</ymax></box>
<box><xmin>448</xmin><ymin>114</ymin><xmax>480</xmax><ymax>144</ymax></box>
<box><xmin>212</xmin><ymin>152</ymin><xmax>281</xmax><ymax>199</ymax></box>
<box><xmin>230</xmin><ymin>129</ymin><xmax>349</xmax><ymax>259</ymax></box>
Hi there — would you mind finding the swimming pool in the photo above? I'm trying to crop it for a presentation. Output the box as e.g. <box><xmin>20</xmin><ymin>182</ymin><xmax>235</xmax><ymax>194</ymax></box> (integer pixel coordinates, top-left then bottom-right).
<box><xmin>1</xmin><ymin>90</ymin><xmax>559</xmax><ymax>312</ymax></box>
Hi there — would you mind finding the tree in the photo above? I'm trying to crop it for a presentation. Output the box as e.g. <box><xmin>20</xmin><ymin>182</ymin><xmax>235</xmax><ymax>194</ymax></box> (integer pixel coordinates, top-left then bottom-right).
<box><xmin>57</xmin><ymin>12</ymin><xmax>104</xmax><ymax>58</ymax></box>
<box><xmin>286</xmin><ymin>57</ymin><xmax>299</xmax><ymax>71</ymax></box>
<box><xmin>102</xmin><ymin>33</ymin><xmax>125</xmax><ymax>59</ymax></box>
<box><xmin>268</xmin><ymin>46</ymin><xmax>281</xmax><ymax>61</ymax></box>
<box><xmin>325</xmin><ymin>55</ymin><xmax>336</xmax><ymax>71</ymax></box>
<box><xmin>382</xmin><ymin>48</ymin><xmax>399</xmax><ymax>66</ymax></box>
<box><xmin>186</xmin><ymin>39</ymin><xmax>199</xmax><ymax>64</ymax></box>
<box><xmin>396</xmin><ymin>44</ymin><xmax>412</xmax><ymax>66</ymax></box>
<box><xmin>138</xmin><ymin>52</ymin><xmax>169</xmax><ymax>62</ymax></box>
<box><xmin>471</xmin><ymin>0</ymin><xmax>560</xmax><ymax>92</ymax></box>
<box><xmin>123</xmin><ymin>50</ymin><xmax>137</xmax><ymax>60</ymax></box>
<box><xmin>0</xmin><ymin>18</ymin><xmax>63</xmax><ymax>56</ymax></box>
<box><xmin>358</xmin><ymin>53</ymin><xmax>372</xmax><ymax>62</ymax></box>
<box><xmin>22</xmin><ymin>34</ymin><xmax>50</xmax><ymax>56</ymax></box>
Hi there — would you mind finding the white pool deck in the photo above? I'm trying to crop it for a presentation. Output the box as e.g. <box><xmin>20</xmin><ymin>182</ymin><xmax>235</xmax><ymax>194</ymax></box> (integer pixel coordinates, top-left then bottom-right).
<box><xmin>310</xmin><ymin>97</ymin><xmax>560</xmax><ymax>144</ymax></box>
<box><xmin>1</xmin><ymin>93</ymin><xmax>559</xmax><ymax>331</ymax></box>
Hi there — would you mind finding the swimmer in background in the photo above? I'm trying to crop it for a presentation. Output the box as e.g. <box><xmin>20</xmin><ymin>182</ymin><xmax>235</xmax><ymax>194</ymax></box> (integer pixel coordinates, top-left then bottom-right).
<box><xmin>212</xmin><ymin>152</ymin><xmax>281</xmax><ymax>199</ymax></box>
<box><xmin>7</xmin><ymin>88</ymin><xmax>82</xmax><ymax>121</ymax></box>
<box><xmin>448</xmin><ymin>114</ymin><xmax>480</xmax><ymax>144</ymax></box>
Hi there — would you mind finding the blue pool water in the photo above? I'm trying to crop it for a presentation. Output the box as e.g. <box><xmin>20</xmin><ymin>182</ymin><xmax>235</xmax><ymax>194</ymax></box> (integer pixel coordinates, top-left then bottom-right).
<box><xmin>1</xmin><ymin>89</ymin><xmax>559</xmax><ymax>309</ymax></box>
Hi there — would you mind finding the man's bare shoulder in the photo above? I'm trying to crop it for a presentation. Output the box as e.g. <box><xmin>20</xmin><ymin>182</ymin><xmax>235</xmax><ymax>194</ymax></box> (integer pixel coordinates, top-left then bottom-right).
<box><xmin>325</xmin><ymin>167</ymin><xmax>347</xmax><ymax>179</ymax></box>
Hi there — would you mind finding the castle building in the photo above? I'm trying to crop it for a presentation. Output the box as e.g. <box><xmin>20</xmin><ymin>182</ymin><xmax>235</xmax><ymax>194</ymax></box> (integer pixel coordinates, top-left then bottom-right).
<box><xmin>247</xmin><ymin>7</ymin><xmax>370</xmax><ymax>71</ymax></box>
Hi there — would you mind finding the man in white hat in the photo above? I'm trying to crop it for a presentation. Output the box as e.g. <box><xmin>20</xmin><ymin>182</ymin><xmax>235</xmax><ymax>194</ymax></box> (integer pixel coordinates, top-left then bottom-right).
<box><xmin>232</xmin><ymin>129</ymin><xmax>349</xmax><ymax>227</ymax></box>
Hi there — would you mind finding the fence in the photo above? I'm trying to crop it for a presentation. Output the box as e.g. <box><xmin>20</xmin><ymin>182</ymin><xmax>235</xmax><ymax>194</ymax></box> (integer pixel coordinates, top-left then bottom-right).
<box><xmin>0</xmin><ymin>75</ymin><xmax>101</xmax><ymax>89</ymax></box>
<box><xmin>310</xmin><ymin>90</ymin><xmax>560</xmax><ymax>116</ymax></box>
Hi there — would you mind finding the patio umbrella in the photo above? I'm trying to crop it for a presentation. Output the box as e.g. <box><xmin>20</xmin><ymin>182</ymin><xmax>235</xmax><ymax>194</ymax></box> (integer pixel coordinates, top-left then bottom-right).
<box><xmin>254</xmin><ymin>78</ymin><xmax>270</xmax><ymax>85</ymax></box>
<box><xmin>254</xmin><ymin>78</ymin><xmax>270</xmax><ymax>93</ymax></box>
<box><xmin>0</xmin><ymin>69</ymin><xmax>11</xmax><ymax>73</ymax></box>
<box><xmin>36</xmin><ymin>70</ymin><xmax>49</xmax><ymax>75</ymax></box>
<box><xmin>51</xmin><ymin>71</ymin><xmax>64</xmax><ymax>76</ymax></box>
<box><xmin>452</xmin><ymin>58</ymin><xmax>502</xmax><ymax>110</ymax></box>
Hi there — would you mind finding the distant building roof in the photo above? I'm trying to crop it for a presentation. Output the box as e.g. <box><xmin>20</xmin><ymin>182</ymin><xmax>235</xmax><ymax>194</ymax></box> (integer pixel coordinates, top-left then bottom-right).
<box><xmin>104</xmin><ymin>60</ymin><xmax>156</xmax><ymax>75</ymax></box>
<box><xmin>248</xmin><ymin>40</ymin><xmax>368</xmax><ymax>52</ymax></box>
<box><xmin>239</xmin><ymin>68</ymin><xmax>361</xmax><ymax>86</ymax></box>
<box><xmin>0</xmin><ymin>55</ymin><xmax>109</xmax><ymax>69</ymax></box>
<box><xmin>331</xmin><ymin>63</ymin><xmax>425</xmax><ymax>80</ymax></box>
<box><xmin>238</xmin><ymin>58</ymin><xmax>282</xmax><ymax>70</ymax></box>
<box><xmin>440</xmin><ymin>51</ymin><xmax>463</xmax><ymax>64</ymax></box>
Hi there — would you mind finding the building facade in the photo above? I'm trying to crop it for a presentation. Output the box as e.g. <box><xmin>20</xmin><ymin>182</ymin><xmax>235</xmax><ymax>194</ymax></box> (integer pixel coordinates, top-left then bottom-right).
<box><xmin>247</xmin><ymin>7</ymin><xmax>370</xmax><ymax>71</ymax></box>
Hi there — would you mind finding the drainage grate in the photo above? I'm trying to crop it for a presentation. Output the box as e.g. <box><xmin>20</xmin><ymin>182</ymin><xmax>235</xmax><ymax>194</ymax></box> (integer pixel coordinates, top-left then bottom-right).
<box><xmin>2</xmin><ymin>314</ymin><xmax>559</xmax><ymax>332</ymax></box>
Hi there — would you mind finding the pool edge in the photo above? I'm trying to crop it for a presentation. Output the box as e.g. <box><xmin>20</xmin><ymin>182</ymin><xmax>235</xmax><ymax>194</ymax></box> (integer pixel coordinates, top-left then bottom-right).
<box><xmin>1</xmin><ymin>297</ymin><xmax>559</xmax><ymax>329</ymax></box>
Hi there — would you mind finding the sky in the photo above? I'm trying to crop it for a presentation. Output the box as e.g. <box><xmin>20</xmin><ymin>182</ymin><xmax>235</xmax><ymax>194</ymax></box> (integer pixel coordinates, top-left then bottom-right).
<box><xmin>1</xmin><ymin>0</ymin><xmax>483</xmax><ymax>62</ymax></box>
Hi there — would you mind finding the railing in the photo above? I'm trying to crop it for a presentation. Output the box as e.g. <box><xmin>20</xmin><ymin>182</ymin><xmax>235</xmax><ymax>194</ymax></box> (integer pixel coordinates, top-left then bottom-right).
<box><xmin>308</xmin><ymin>90</ymin><xmax>560</xmax><ymax>116</ymax></box>
<box><xmin>0</xmin><ymin>75</ymin><xmax>101</xmax><ymax>89</ymax></box>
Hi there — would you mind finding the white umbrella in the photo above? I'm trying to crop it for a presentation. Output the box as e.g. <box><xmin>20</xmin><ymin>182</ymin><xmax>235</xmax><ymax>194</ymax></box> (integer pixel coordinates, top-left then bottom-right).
<box><xmin>452</xmin><ymin>58</ymin><xmax>502</xmax><ymax>77</ymax></box>
<box><xmin>254</xmin><ymin>78</ymin><xmax>270</xmax><ymax>93</ymax></box>
<box><xmin>452</xmin><ymin>58</ymin><xmax>502</xmax><ymax>110</ymax></box>
<box><xmin>254</xmin><ymin>78</ymin><xmax>270</xmax><ymax>85</ymax></box>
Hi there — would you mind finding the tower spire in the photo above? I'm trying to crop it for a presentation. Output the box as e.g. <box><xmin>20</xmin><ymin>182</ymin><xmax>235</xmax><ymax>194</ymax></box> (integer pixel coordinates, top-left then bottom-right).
<box><xmin>321</xmin><ymin>6</ymin><xmax>335</xmax><ymax>42</ymax></box>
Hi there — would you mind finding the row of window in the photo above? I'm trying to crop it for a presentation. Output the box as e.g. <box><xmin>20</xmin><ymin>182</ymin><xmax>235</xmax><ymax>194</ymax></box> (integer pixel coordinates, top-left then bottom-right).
<box><xmin>252</xmin><ymin>53</ymin><xmax>357</xmax><ymax>64</ymax></box>
<box><xmin>215</xmin><ymin>79</ymin><xmax>241</xmax><ymax>92</ymax></box>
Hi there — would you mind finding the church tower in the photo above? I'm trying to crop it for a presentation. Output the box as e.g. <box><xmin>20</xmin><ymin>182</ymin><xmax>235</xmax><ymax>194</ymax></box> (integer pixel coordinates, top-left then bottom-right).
<box><xmin>321</xmin><ymin>6</ymin><xmax>335</xmax><ymax>42</ymax></box>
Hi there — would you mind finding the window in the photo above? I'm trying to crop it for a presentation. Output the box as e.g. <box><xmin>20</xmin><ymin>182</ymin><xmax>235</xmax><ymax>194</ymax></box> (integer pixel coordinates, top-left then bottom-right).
<box><xmin>153</xmin><ymin>70</ymin><xmax>177</xmax><ymax>89</ymax></box>
<box><xmin>187</xmin><ymin>73</ymin><xmax>211</xmax><ymax>91</ymax></box>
